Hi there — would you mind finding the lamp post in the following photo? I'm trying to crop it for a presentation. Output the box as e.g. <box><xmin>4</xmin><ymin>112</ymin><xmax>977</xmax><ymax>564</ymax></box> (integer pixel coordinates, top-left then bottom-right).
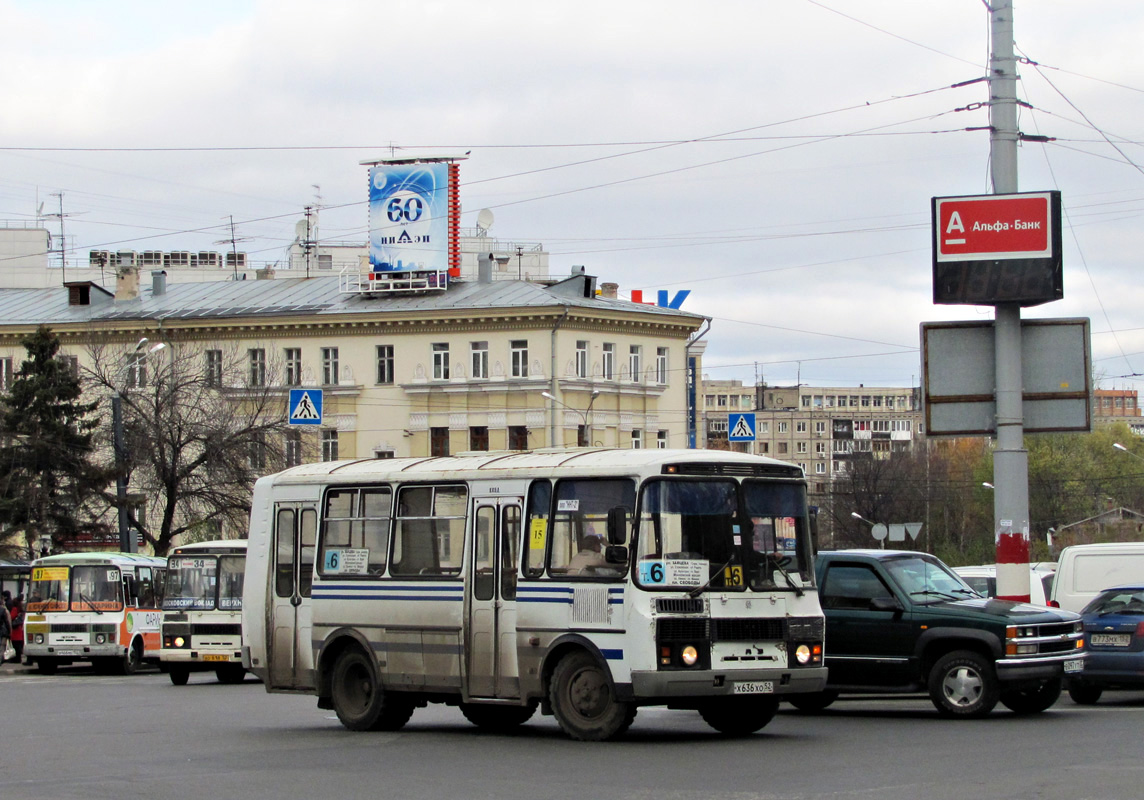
<box><xmin>851</xmin><ymin>511</ymin><xmax>886</xmax><ymax>549</ymax></box>
<box><xmin>541</xmin><ymin>389</ymin><xmax>600</xmax><ymax>447</ymax></box>
<box><xmin>113</xmin><ymin>337</ymin><xmax>166</xmax><ymax>553</ymax></box>
<box><xmin>1113</xmin><ymin>442</ymin><xmax>1144</xmax><ymax>463</ymax></box>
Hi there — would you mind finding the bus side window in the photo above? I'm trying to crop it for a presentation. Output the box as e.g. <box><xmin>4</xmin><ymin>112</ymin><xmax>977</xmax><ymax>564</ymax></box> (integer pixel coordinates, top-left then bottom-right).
<box><xmin>275</xmin><ymin>508</ymin><xmax>296</xmax><ymax>598</ymax></box>
<box><xmin>137</xmin><ymin>567</ymin><xmax>155</xmax><ymax>608</ymax></box>
<box><xmin>391</xmin><ymin>485</ymin><xmax>467</xmax><ymax>577</ymax></box>
<box><xmin>523</xmin><ymin>480</ymin><xmax>551</xmax><ymax>579</ymax></box>
<box><xmin>300</xmin><ymin>508</ymin><xmax>317</xmax><ymax>597</ymax></box>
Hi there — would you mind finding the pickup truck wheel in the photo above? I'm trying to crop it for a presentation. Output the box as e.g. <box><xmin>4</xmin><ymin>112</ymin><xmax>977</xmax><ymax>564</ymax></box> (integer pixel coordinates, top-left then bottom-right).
<box><xmin>1000</xmin><ymin>678</ymin><xmax>1061</xmax><ymax>714</ymax></box>
<box><xmin>928</xmin><ymin>650</ymin><xmax>999</xmax><ymax>717</ymax></box>
<box><xmin>787</xmin><ymin>690</ymin><xmax>839</xmax><ymax>713</ymax></box>
<box><xmin>1066</xmin><ymin>680</ymin><xmax>1103</xmax><ymax>705</ymax></box>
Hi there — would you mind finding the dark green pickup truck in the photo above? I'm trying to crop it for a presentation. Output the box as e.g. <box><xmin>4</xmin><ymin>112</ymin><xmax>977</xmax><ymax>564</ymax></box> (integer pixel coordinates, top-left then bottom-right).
<box><xmin>791</xmin><ymin>550</ymin><xmax>1086</xmax><ymax>717</ymax></box>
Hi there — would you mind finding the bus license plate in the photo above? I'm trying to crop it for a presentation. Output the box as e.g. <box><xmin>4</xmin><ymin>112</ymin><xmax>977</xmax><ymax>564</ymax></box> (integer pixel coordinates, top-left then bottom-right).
<box><xmin>55</xmin><ymin>649</ymin><xmax>80</xmax><ymax>656</ymax></box>
<box><xmin>733</xmin><ymin>681</ymin><xmax>774</xmax><ymax>695</ymax></box>
<box><xmin>203</xmin><ymin>654</ymin><xmax>229</xmax><ymax>662</ymax></box>
<box><xmin>1063</xmin><ymin>659</ymin><xmax>1085</xmax><ymax>673</ymax></box>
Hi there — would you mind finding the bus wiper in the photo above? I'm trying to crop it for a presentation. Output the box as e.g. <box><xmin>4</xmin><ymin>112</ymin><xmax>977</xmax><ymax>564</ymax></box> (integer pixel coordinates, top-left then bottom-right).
<box><xmin>688</xmin><ymin>556</ymin><xmax>737</xmax><ymax>599</ymax></box>
<box><xmin>769</xmin><ymin>555</ymin><xmax>804</xmax><ymax>597</ymax></box>
<box><xmin>76</xmin><ymin>588</ymin><xmax>103</xmax><ymax>615</ymax></box>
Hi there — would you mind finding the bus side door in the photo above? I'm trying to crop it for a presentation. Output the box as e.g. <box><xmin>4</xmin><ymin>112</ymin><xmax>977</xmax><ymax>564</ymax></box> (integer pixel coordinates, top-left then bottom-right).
<box><xmin>269</xmin><ymin>503</ymin><xmax>318</xmax><ymax>690</ymax></box>
<box><xmin>467</xmin><ymin>497</ymin><xmax>523</xmax><ymax>699</ymax></box>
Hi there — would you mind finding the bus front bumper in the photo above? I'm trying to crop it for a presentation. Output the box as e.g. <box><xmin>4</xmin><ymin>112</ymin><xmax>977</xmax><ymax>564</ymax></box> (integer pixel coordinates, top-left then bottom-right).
<box><xmin>630</xmin><ymin>666</ymin><xmax>828</xmax><ymax>699</ymax></box>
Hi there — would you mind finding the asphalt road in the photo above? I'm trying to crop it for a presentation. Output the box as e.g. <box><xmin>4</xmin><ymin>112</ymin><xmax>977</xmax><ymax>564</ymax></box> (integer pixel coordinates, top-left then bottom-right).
<box><xmin>3</xmin><ymin>662</ymin><xmax>1142</xmax><ymax>800</ymax></box>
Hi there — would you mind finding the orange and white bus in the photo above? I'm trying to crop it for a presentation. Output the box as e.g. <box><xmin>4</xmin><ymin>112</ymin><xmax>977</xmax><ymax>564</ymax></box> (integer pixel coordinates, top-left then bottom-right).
<box><xmin>24</xmin><ymin>552</ymin><xmax>167</xmax><ymax>675</ymax></box>
<box><xmin>161</xmin><ymin>539</ymin><xmax>248</xmax><ymax>685</ymax></box>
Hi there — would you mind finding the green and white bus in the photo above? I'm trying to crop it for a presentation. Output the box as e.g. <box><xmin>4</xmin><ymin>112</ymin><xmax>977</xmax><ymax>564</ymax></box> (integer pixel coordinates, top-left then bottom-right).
<box><xmin>243</xmin><ymin>448</ymin><xmax>826</xmax><ymax>740</ymax></box>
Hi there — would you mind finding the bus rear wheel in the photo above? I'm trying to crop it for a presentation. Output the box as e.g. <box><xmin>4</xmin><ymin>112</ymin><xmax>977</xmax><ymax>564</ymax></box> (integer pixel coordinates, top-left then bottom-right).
<box><xmin>460</xmin><ymin>702</ymin><xmax>537</xmax><ymax>732</ymax></box>
<box><xmin>36</xmin><ymin>659</ymin><xmax>59</xmax><ymax>675</ymax></box>
<box><xmin>169</xmin><ymin>666</ymin><xmax>190</xmax><ymax>686</ymax></box>
<box><xmin>549</xmin><ymin>651</ymin><xmax>636</xmax><ymax>741</ymax></box>
<box><xmin>330</xmin><ymin>649</ymin><xmax>414</xmax><ymax>732</ymax></box>
<box><xmin>699</xmin><ymin>696</ymin><xmax>779</xmax><ymax>736</ymax></box>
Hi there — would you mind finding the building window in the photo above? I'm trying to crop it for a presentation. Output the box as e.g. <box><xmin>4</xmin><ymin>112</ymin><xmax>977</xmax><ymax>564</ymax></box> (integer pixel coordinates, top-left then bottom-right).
<box><xmin>758</xmin><ymin>421</ymin><xmax>769</xmax><ymax>434</ymax></box>
<box><xmin>796</xmin><ymin>442</ymin><xmax>808</xmax><ymax>454</ymax></box>
<box><xmin>729</xmin><ymin>395</ymin><xmax>739</xmax><ymax>408</ymax></box>
<box><xmin>432</xmin><ymin>343</ymin><xmax>450</xmax><ymax>380</ymax></box>
<box><xmin>861</xmin><ymin>395</ymin><xmax>871</xmax><ymax>407</ymax></box>
<box><xmin>469</xmin><ymin>426</ymin><xmax>489</xmax><ymax>451</ymax></box>
<box><xmin>656</xmin><ymin>348</ymin><xmax>668</xmax><ymax>384</ymax></box>
<box><xmin>628</xmin><ymin>345</ymin><xmax>642</xmax><ymax>383</ymax></box>
<box><xmin>126</xmin><ymin>352</ymin><xmax>148</xmax><ymax>388</ymax></box>
<box><xmin>602</xmin><ymin>343</ymin><xmax>615</xmax><ymax>380</ymax></box>
<box><xmin>801</xmin><ymin>395</ymin><xmax>811</xmax><ymax>408</ymax></box>
<box><xmin>873</xmin><ymin>396</ymin><xmax>883</xmax><ymax>408</ymax></box>
<box><xmin>431</xmin><ymin>426</ymin><xmax>450</xmax><ymax>457</ymax></box>
<box><xmin>796</xmin><ymin>421</ymin><xmax>807</xmax><ymax>433</ymax></box>
<box><xmin>285</xmin><ymin>348</ymin><xmax>302</xmax><ymax>387</ymax></box>
<box><xmin>759</xmin><ymin>442</ymin><xmax>769</xmax><ymax>454</ymax></box>
<box><xmin>576</xmin><ymin>341</ymin><xmax>589</xmax><ymax>379</ymax></box>
<box><xmin>58</xmin><ymin>355</ymin><xmax>79</xmax><ymax>379</ymax></box>
<box><xmin>777</xmin><ymin>421</ymin><xmax>788</xmax><ymax>433</ymax></box>
<box><xmin>631</xmin><ymin>429</ymin><xmax>643</xmax><ymax>449</ymax></box>
<box><xmin>777</xmin><ymin>442</ymin><xmax>788</xmax><ymax>454</ymax></box>
<box><xmin>321</xmin><ymin>347</ymin><xmax>339</xmax><ymax>386</ymax></box>
<box><xmin>815</xmin><ymin>442</ymin><xmax>827</xmax><ymax>454</ymax></box>
<box><xmin>321</xmin><ymin>429</ymin><xmax>339</xmax><ymax>462</ymax></box>
<box><xmin>0</xmin><ymin>357</ymin><xmax>11</xmax><ymax>391</ymax></box>
<box><xmin>508</xmin><ymin>425</ymin><xmax>529</xmax><ymax>451</ymax></box>
<box><xmin>248</xmin><ymin>432</ymin><xmax>267</xmax><ymax>471</ymax></box>
<box><xmin>704</xmin><ymin>394</ymin><xmax>715</xmax><ymax>407</ymax></box>
<box><xmin>657</xmin><ymin>430</ymin><xmax>668</xmax><ymax>449</ymax></box>
<box><xmin>249</xmin><ymin>349</ymin><xmax>266</xmax><ymax>387</ymax></box>
<box><xmin>204</xmin><ymin>350</ymin><xmax>222</xmax><ymax>387</ymax></box>
<box><xmin>816</xmin><ymin>421</ymin><xmax>826</xmax><ymax>434</ymax></box>
<box><xmin>511</xmin><ymin>340</ymin><xmax>529</xmax><ymax>378</ymax></box>
<box><xmin>285</xmin><ymin>429</ymin><xmax>303</xmax><ymax>467</ymax></box>
<box><xmin>376</xmin><ymin>345</ymin><xmax>394</xmax><ymax>385</ymax></box>
<box><xmin>471</xmin><ymin>341</ymin><xmax>488</xmax><ymax>379</ymax></box>
<box><xmin>374</xmin><ymin>450</ymin><xmax>395</xmax><ymax>459</ymax></box>
<box><xmin>717</xmin><ymin>395</ymin><xmax>727</xmax><ymax>407</ymax></box>
<box><xmin>815</xmin><ymin>462</ymin><xmax>826</xmax><ymax>474</ymax></box>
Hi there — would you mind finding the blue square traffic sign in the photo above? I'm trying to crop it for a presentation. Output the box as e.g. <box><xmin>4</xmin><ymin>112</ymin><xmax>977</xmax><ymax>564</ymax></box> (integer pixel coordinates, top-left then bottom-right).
<box><xmin>289</xmin><ymin>389</ymin><xmax>323</xmax><ymax>426</ymax></box>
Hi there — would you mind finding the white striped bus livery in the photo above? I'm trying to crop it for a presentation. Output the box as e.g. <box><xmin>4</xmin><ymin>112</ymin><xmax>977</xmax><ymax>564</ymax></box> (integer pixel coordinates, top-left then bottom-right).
<box><xmin>242</xmin><ymin>448</ymin><xmax>826</xmax><ymax>740</ymax></box>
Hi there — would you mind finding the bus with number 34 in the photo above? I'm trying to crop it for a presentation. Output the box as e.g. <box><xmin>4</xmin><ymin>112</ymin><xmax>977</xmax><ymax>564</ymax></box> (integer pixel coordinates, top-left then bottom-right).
<box><xmin>243</xmin><ymin>448</ymin><xmax>826</xmax><ymax>740</ymax></box>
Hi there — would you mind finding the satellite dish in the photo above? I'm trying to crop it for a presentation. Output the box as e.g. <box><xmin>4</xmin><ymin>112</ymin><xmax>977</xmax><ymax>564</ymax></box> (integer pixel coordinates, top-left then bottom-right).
<box><xmin>476</xmin><ymin>208</ymin><xmax>494</xmax><ymax>232</ymax></box>
<box><xmin>295</xmin><ymin>219</ymin><xmax>309</xmax><ymax>238</ymax></box>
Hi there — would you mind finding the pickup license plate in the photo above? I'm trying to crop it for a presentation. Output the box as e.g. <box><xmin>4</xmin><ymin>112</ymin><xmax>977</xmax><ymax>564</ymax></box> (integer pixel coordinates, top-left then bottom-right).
<box><xmin>1090</xmin><ymin>633</ymin><xmax>1131</xmax><ymax>647</ymax></box>
<box><xmin>55</xmin><ymin>649</ymin><xmax>80</xmax><ymax>656</ymax></box>
<box><xmin>203</xmin><ymin>654</ymin><xmax>230</xmax><ymax>662</ymax></box>
<box><xmin>733</xmin><ymin>681</ymin><xmax>774</xmax><ymax>695</ymax></box>
<box><xmin>1063</xmin><ymin>658</ymin><xmax>1085</xmax><ymax>673</ymax></box>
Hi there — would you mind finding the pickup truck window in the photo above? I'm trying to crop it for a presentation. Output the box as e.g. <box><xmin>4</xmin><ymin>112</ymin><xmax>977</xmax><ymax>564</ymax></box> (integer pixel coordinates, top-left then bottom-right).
<box><xmin>821</xmin><ymin>564</ymin><xmax>894</xmax><ymax>609</ymax></box>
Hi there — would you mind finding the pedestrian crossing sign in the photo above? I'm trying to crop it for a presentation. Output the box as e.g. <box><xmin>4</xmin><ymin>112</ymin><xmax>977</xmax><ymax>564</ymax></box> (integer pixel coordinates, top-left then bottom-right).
<box><xmin>728</xmin><ymin>412</ymin><xmax>756</xmax><ymax>442</ymax></box>
<box><xmin>289</xmin><ymin>389</ymin><xmax>323</xmax><ymax>425</ymax></box>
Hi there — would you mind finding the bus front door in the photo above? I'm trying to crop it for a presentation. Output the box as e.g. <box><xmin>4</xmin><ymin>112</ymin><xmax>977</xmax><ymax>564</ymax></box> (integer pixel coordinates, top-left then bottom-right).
<box><xmin>269</xmin><ymin>503</ymin><xmax>318</xmax><ymax>690</ymax></box>
<box><xmin>467</xmin><ymin>498</ymin><xmax>523</xmax><ymax>699</ymax></box>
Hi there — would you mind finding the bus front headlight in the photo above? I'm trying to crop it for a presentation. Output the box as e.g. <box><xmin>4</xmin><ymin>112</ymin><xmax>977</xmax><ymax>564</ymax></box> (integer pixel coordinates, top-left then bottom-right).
<box><xmin>95</xmin><ymin>633</ymin><xmax>106</xmax><ymax>644</ymax></box>
<box><xmin>681</xmin><ymin>645</ymin><xmax>699</xmax><ymax>666</ymax></box>
<box><xmin>795</xmin><ymin>644</ymin><xmax>812</xmax><ymax>664</ymax></box>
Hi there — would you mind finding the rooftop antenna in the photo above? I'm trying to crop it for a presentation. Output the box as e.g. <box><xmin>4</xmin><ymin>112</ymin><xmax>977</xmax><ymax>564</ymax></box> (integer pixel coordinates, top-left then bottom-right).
<box><xmin>215</xmin><ymin>216</ymin><xmax>252</xmax><ymax>280</ymax></box>
<box><xmin>475</xmin><ymin>208</ymin><xmax>494</xmax><ymax>236</ymax></box>
<box><xmin>42</xmin><ymin>192</ymin><xmax>84</xmax><ymax>284</ymax></box>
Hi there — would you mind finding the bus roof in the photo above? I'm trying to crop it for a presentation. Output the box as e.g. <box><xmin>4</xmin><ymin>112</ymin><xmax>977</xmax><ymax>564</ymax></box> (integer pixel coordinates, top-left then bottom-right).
<box><xmin>259</xmin><ymin>448</ymin><xmax>804</xmax><ymax>487</ymax></box>
<box><xmin>30</xmin><ymin>552</ymin><xmax>168</xmax><ymax>569</ymax></box>
<box><xmin>169</xmin><ymin>539</ymin><xmax>248</xmax><ymax>556</ymax></box>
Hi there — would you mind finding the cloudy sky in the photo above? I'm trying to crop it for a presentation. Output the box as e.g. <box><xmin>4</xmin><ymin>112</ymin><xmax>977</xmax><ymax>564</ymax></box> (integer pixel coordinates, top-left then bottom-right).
<box><xmin>2</xmin><ymin>0</ymin><xmax>1142</xmax><ymax>390</ymax></box>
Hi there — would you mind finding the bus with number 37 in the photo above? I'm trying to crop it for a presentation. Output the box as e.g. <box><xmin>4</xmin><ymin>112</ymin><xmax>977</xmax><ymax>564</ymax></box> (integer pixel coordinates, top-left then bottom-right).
<box><xmin>243</xmin><ymin>448</ymin><xmax>826</xmax><ymax>740</ymax></box>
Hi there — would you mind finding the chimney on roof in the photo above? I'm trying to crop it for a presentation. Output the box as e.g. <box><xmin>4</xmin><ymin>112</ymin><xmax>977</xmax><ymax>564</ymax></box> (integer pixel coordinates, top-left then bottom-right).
<box><xmin>478</xmin><ymin>252</ymin><xmax>493</xmax><ymax>284</ymax></box>
<box><xmin>256</xmin><ymin>267</ymin><xmax>275</xmax><ymax>280</ymax></box>
<box><xmin>115</xmin><ymin>265</ymin><xmax>139</xmax><ymax>301</ymax></box>
<box><xmin>600</xmin><ymin>282</ymin><xmax>618</xmax><ymax>299</ymax></box>
<box><xmin>151</xmin><ymin>270</ymin><xmax>167</xmax><ymax>296</ymax></box>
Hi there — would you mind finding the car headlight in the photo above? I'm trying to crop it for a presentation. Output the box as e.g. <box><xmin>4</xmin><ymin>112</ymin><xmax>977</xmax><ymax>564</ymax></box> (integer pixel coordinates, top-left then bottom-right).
<box><xmin>681</xmin><ymin>645</ymin><xmax>699</xmax><ymax>666</ymax></box>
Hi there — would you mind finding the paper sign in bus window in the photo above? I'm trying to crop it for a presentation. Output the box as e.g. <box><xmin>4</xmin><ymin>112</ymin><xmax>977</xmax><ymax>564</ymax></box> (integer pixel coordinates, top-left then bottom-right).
<box><xmin>529</xmin><ymin>519</ymin><xmax>548</xmax><ymax>551</ymax></box>
<box><xmin>324</xmin><ymin>548</ymin><xmax>369</xmax><ymax>574</ymax></box>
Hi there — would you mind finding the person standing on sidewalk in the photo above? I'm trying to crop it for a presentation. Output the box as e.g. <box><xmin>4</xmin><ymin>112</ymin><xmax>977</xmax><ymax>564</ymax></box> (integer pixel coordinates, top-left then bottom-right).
<box><xmin>0</xmin><ymin>596</ymin><xmax>11</xmax><ymax>664</ymax></box>
<box><xmin>9</xmin><ymin>596</ymin><xmax>24</xmax><ymax>664</ymax></box>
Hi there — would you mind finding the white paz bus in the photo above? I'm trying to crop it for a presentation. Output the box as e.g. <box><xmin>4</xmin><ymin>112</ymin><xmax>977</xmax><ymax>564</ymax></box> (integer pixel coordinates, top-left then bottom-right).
<box><xmin>243</xmin><ymin>448</ymin><xmax>826</xmax><ymax>740</ymax></box>
<box><xmin>24</xmin><ymin>552</ymin><xmax>167</xmax><ymax>675</ymax></box>
<box><xmin>161</xmin><ymin>539</ymin><xmax>248</xmax><ymax>685</ymax></box>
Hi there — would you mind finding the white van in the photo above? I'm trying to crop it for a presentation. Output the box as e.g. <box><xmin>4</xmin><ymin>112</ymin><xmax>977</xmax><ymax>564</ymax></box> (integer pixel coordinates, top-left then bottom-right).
<box><xmin>953</xmin><ymin>563</ymin><xmax>1056</xmax><ymax>605</ymax></box>
<box><xmin>1049</xmin><ymin>542</ymin><xmax>1144</xmax><ymax>613</ymax></box>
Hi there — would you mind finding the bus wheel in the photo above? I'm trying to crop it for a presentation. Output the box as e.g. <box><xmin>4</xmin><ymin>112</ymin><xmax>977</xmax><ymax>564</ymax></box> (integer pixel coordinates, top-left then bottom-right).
<box><xmin>549</xmin><ymin>650</ymin><xmax>636</xmax><ymax>741</ymax></box>
<box><xmin>169</xmin><ymin>666</ymin><xmax>190</xmax><ymax>686</ymax></box>
<box><xmin>460</xmin><ymin>702</ymin><xmax>537</xmax><ymax>732</ymax></box>
<box><xmin>699</xmin><ymin>696</ymin><xmax>779</xmax><ymax>736</ymax></box>
<box><xmin>119</xmin><ymin>641</ymin><xmax>143</xmax><ymax>676</ymax></box>
<box><xmin>215</xmin><ymin>665</ymin><xmax>246</xmax><ymax>684</ymax></box>
<box><xmin>331</xmin><ymin>649</ymin><xmax>414</xmax><ymax>732</ymax></box>
<box><xmin>36</xmin><ymin>659</ymin><xmax>59</xmax><ymax>675</ymax></box>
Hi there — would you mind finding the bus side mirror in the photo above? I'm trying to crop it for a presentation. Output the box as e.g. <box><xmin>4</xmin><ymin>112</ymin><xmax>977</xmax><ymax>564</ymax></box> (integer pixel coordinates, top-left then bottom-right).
<box><xmin>607</xmin><ymin>506</ymin><xmax>629</xmax><ymax>545</ymax></box>
<box><xmin>605</xmin><ymin>545</ymin><xmax>628</xmax><ymax>564</ymax></box>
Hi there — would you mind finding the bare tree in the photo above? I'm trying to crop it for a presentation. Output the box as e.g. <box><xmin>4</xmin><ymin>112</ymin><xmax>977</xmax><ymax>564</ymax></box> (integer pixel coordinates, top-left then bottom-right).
<box><xmin>85</xmin><ymin>340</ymin><xmax>313</xmax><ymax>556</ymax></box>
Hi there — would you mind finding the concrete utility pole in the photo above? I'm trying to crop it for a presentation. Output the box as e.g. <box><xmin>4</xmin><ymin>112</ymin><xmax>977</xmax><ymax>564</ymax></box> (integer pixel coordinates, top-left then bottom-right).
<box><xmin>989</xmin><ymin>0</ymin><xmax>1032</xmax><ymax>601</ymax></box>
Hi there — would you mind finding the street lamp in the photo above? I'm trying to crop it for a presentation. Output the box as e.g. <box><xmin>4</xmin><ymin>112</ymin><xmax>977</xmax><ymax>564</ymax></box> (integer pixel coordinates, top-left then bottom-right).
<box><xmin>113</xmin><ymin>337</ymin><xmax>165</xmax><ymax>553</ymax></box>
<box><xmin>541</xmin><ymin>389</ymin><xmax>600</xmax><ymax>447</ymax></box>
<box><xmin>1113</xmin><ymin>442</ymin><xmax>1144</xmax><ymax>463</ymax></box>
<box><xmin>850</xmin><ymin>511</ymin><xmax>885</xmax><ymax>549</ymax></box>
<box><xmin>982</xmin><ymin>482</ymin><xmax>994</xmax><ymax>489</ymax></box>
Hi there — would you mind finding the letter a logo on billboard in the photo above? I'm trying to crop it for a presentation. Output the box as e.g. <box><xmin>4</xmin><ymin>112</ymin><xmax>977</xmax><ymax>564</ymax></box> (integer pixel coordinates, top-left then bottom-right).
<box><xmin>289</xmin><ymin>389</ymin><xmax>323</xmax><ymax>426</ymax></box>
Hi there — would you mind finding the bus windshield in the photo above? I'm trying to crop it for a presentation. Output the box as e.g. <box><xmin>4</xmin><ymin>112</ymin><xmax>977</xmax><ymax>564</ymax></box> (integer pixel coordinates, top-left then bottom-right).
<box><xmin>28</xmin><ymin>566</ymin><xmax>70</xmax><ymax>612</ymax></box>
<box><xmin>634</xmin><ymin>478</ymin><xmax>813</xmax><ymax>593</ymax></box>
<box><xmin>164</xmin><ymin>556</ymin><xmax>219</xmax><ymax>610</ymax></box>
<box><xmin>70</xmin><ymin>566</ymin><xmax>124</xmax><ymax>612</ymax></box>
